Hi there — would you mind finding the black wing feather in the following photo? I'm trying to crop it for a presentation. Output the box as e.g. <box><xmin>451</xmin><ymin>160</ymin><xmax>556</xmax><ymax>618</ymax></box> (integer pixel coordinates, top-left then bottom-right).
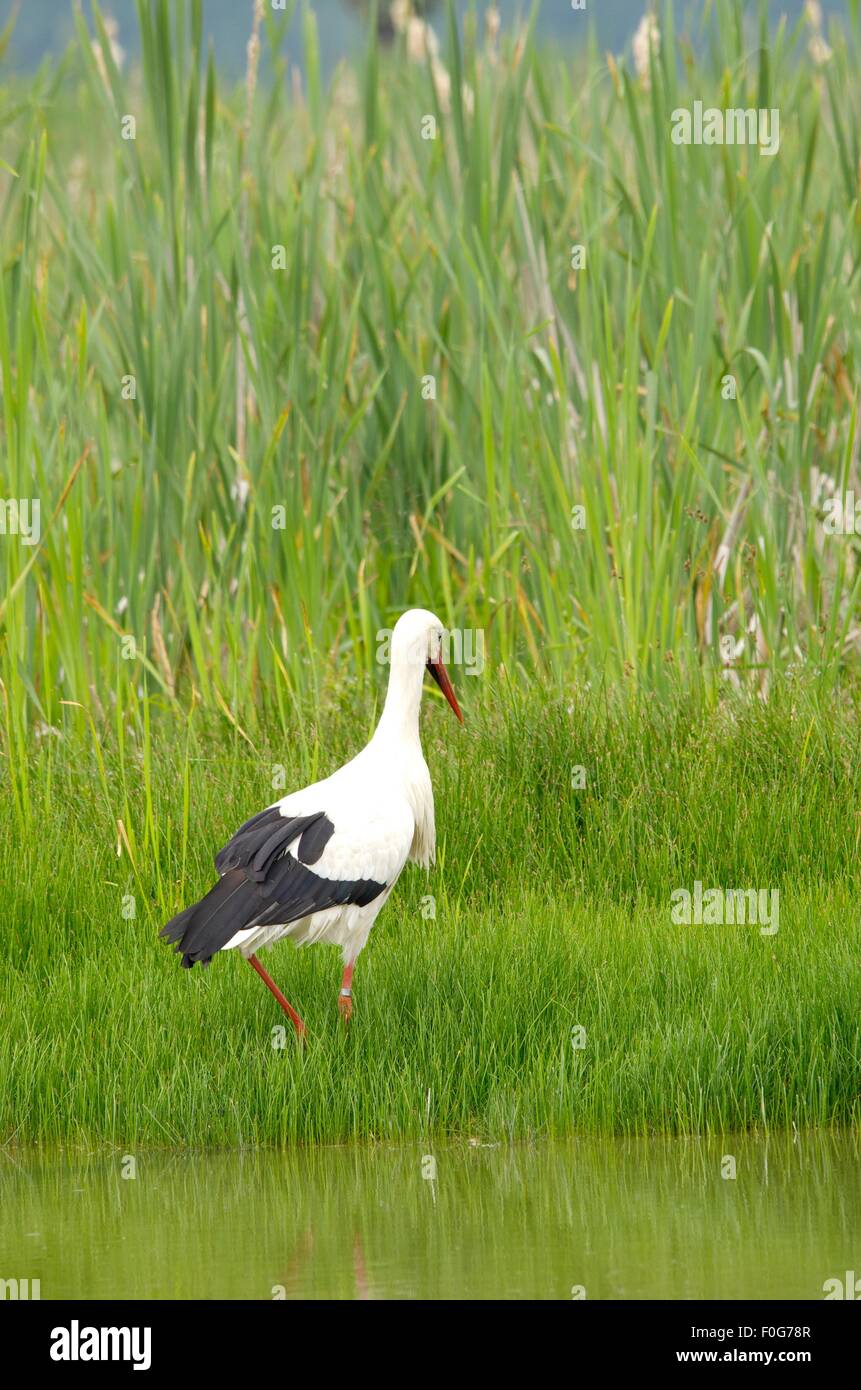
<box><xmin>161</xmin><ymin>806</ymin><xmax>385</xmax><ymax>968</ymax></box>
<box><xmin>215</xmin><ymin>808</ymin><xmax>332</xmax><ymax>877</ymax></box>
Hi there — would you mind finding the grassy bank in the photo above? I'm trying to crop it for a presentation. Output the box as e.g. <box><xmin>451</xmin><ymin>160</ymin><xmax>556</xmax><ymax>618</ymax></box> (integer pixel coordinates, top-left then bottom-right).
<box><xmin>2</xmin><ymin>4</ymin><xmax>860</xmax><ymax>1146</ymax></box>
<box><xmin>3</xmin><ymin>686</ymin><xmax>859</xmax><ymax>1145</ymax></box>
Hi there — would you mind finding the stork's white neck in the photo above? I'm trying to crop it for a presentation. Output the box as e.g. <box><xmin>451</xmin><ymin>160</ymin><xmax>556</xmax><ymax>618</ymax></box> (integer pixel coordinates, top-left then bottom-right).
<box><xmin>372</xmin><ymin>656</ymin><xmax>425</xmax><ymax>748</ymax></box>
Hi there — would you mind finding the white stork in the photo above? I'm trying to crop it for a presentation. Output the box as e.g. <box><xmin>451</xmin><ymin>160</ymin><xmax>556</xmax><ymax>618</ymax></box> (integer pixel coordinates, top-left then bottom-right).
<box><xmin>160</xmin><ymin>609</ymin><xmax>463</xmax><ymax>1037</ymax></box>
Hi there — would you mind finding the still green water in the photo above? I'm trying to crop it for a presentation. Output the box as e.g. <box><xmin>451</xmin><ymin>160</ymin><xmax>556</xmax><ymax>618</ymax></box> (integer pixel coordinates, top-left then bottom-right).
<box><xmin>2</xmin><ymin>1134</ymin><xmax>858</xmax><ymax>1300</ymax></box>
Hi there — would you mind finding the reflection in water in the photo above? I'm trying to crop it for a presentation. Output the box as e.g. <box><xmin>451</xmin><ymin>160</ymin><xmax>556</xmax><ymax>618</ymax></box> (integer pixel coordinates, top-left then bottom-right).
<box><xmin>1</xmin><ymin>1133</ymin><xmax>858</xmax><ymax>1299</ymax></box>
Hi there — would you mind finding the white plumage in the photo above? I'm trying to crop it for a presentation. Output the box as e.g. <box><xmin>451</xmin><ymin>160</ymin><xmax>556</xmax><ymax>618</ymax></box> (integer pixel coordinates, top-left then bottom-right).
<box><xmin>161</xmin><ymin>608</ymin><xmax>463</xmax><ymax>1033</ymax></box>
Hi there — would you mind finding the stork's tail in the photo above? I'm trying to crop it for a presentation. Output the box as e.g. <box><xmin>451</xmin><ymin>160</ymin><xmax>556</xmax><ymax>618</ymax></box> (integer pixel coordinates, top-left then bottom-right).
<box><xmin>160</xmin><ymin>868</ymin><xmax>253</xmax><ymax>968</ymax></box>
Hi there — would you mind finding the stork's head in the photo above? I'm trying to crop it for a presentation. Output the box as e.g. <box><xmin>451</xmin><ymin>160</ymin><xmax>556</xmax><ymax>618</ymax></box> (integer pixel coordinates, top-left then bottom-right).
<box><xmin>390</xmin><ymin>609</ymin><xmax>464</xmax><ymax>723</ymax></box>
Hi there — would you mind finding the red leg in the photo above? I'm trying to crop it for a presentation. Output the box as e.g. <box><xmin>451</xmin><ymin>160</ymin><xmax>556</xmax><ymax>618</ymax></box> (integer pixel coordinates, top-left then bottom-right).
<box><xmin>338</xmin><ymin>962</ymin><xmax>354</xmax><ymax>1025</ymax></box>
<box><xmin>247</xmin><ymin>954</ymin><xmax>305</xmax><ymax>1040</ymax></box>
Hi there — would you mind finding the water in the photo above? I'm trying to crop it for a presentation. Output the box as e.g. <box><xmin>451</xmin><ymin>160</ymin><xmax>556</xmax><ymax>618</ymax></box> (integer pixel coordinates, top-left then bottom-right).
<box><xmin>2</xmin><ymin>1132</ymin><xmax>858</xmax><ymax>1299</ymax></box>
<box><xmin>0</xmin><ymin>1</ymin><xmax>848</xmax><ymax>77</ymax></box>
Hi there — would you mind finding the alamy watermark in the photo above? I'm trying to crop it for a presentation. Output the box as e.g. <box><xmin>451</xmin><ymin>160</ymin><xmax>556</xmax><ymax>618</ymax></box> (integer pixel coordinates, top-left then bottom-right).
<box><xmin>822</xmin><ymin>492</ymin><xmax>861</xmax><ymax>535</ymax></box>
<box><xmin>50</xmin><ymin>1322</ymin><xmax>151</xmax><ymax>1371</ymax></box>
<box><xmin>671</xmin><ymin>881</ymin><xmax>779</xmax><ymax>936</ymax></box>
<box><xmin>671</xmin><ymin>102</ymin><xmax>780</xmax><ymax>157</ymax></box>
<box><xmin>823</xmin><ymin>1270</ymin><xmax>861</xmax><ymax>1300</ymax></box>
<box><xmin>375</xmin><ymin>627</ymin><xmax>484</xmax><ymax>675</ymax></box>
<box><xmin>1</xmin><ymin>1276</ymin><xmax>41</xmax><ymax>1299</ymax></box>
<box><xmin>0</xmin><ymin>497</ymin><xmax>40</xmax><ymax>545</ymax></box>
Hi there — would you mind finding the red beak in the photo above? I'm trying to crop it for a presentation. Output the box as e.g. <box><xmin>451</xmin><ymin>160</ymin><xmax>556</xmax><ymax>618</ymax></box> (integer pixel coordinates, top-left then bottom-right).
<box><xmin>426</xmin><ymin>658</ymin><xmax>464</xmax><ymax>723</ymax></box>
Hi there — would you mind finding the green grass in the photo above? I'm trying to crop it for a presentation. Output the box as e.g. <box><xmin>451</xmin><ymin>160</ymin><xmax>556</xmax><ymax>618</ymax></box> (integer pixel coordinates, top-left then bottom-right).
<box><xmin>2</xmin><ymin>4</ymin><xmax>860</xmax><ymax>1146</ymax></box>
<box><xmin>1</xmin><ymin>0</ymin><xmax>861</xmax><ymax>741</ymax></box>
<box><xmin>2</xmin><ymin>684</ymin><xmax>859</xmax><ymax>1145</ymax></box>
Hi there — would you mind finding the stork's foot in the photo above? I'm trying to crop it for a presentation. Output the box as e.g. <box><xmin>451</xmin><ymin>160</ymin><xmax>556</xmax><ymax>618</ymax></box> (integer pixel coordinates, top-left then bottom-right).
<box><xmin>338</xmin><ymin>963</ymin><xmax>355</xmax><ymax>1028</ymax></box>
<box><xmin>247</xmin><ymin>954</ymin><xmax>306</xmax><ymax>1043</ymax></box>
